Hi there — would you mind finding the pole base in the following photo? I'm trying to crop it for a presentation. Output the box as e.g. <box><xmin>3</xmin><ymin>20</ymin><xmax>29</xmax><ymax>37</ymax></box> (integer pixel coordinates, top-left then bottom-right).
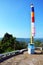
<box><xmin>28</xmin><ymin>43</ymin><xmax>35</xmax><ymax>54</ymax></box>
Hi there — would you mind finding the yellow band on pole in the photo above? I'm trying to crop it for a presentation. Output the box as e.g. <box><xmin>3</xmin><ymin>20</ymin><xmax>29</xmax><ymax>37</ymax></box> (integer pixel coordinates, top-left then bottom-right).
<box><xmin>31</xmin><ymin>12</ymin><xmax>34</xmax><ymax>17</ymax></box>
<box><xmin>30</xmin><ymin>21</ymin><xmax>32</xmax><ymax>44</ymax></box>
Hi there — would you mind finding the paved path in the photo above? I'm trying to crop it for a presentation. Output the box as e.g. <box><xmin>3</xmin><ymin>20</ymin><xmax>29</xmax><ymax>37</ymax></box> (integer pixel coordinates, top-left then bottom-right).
<box><xmin>0</xmin><ymin>52</ymin><xmax>43</xmax><ymax>65</ymax></box>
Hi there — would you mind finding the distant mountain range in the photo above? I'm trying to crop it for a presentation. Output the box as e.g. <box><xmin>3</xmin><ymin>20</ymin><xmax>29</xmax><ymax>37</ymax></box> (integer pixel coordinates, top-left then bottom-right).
<box><xmin>0</xmin><ymin>38</ymin><xmax>2</xmax><ymax>40</ymax></box>
<box><xmin>16</xmin><ymin>38</ymin><xmax>43</xmax><ymax>43</ymax></box>
<box><xmin>0</xmin><ymin>38</ymin><xmax>43</xmax><ymax>43</ymax></box>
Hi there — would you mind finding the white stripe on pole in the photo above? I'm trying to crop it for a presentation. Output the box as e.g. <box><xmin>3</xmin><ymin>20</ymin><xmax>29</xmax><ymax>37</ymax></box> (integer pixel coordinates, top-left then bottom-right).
<box><xmin>31</xmin><ymin>23</ymin><xmax>35</xmax><ymax>36</ymax></box>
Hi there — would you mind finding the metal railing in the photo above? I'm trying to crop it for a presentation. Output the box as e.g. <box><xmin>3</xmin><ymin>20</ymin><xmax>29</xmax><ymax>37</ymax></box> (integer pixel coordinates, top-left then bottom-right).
<box><xmin>0</xmin><ymin>49</ymin><xmax>27</xmax><ymax>59</ymax></box>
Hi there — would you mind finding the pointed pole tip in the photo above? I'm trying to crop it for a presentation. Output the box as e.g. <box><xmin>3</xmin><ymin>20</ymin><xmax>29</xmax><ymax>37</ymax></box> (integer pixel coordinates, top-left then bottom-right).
<box><xmin>31</xmin><ymin>4</ymin><xmax>34</xmax><ymax>7</ymax></box>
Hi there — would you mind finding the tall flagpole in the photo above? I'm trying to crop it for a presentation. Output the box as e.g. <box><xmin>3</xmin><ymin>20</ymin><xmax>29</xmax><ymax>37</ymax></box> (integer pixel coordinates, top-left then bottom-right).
<box><xmin>31</xmin><ymin>4</ymin><xmax>35</xmax><ymax>44</ymax></box>
<box><xmin>28</xmin><ymin>4</ymin><xmax>35</xmax><ymax>54</ymax></box>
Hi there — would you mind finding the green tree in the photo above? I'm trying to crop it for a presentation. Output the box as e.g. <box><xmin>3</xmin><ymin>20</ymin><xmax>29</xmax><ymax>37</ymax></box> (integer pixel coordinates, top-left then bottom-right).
<box><xmin>1</xmin><ymin>33</ymin><xmax>16</xmax><ymax>53</ymax></box>
<box><xmin>34</xmin><ymin>40</ymin><xmax>41</xmax><ymax>47</ymax></box>
<box><xmin>12</xmin><ymin>41</ymin><xmax>27</xmax><ymax>50</ymax></box>
<box><xmin>0</xmin><ymin>41</ymin><xmax>3</xmax><ymax>53</ymax></box>
<box><xmin>0</xmin><ymin>32</ymin><xmax>27</xmax><ymax>53</ymax></box>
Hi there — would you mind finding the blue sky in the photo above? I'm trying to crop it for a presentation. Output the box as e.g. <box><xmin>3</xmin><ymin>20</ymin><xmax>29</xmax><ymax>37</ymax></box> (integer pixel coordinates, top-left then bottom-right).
<box><xmin>0</xmin><ymin>0</ymin><xmax>43</xmax><ymax>38</ymax></box>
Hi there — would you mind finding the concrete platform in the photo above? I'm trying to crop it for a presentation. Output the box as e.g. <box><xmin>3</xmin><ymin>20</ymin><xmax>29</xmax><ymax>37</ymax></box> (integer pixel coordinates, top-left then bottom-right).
<box><xmin>0</xmin><ymin>51</ymin><xmax>43</xmax><ymax>65</ymax></box>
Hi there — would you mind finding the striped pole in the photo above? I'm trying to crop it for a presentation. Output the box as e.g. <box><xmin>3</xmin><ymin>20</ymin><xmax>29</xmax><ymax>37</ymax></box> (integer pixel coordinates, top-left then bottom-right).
<box><xmin>31</xmin><ymin>4</ymin><xmax>35</xmax><ymax>44</ymax></box>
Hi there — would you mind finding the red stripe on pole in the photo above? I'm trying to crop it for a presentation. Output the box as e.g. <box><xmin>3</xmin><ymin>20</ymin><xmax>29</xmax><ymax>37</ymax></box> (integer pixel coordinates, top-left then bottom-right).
<box><xmin>32</xmin><ymin>17</ymin><xmax>34</xmax><ymax>22</ymax></box>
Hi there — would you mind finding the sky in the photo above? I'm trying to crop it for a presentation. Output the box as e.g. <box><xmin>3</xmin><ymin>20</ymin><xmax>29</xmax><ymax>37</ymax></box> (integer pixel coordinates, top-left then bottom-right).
<box><xmin>0</xmin><ymin>0</ymin><xmax>43</xmax><ymax>38</ymax></box>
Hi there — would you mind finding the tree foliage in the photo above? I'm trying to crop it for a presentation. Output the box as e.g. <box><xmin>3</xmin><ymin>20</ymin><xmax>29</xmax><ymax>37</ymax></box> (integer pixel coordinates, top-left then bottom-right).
<box><xmin>34</xmin><ymin>40</ymin><xmax>41</xmax><ymax>47</ymax></box>
<box><xmin>0</xmin><ymin>33</ymin><xmax>16</xmax><ymax>53</ymax></box>
<box><xmin>0</xmin><ymin>33</ymin><xmax>27</xmax><ymax>53</ymax></box>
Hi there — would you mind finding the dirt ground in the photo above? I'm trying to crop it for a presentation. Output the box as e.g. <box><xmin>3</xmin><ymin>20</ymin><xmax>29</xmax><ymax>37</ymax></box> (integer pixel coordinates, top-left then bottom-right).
<box><xmin>0</xmin><ymin>51</ymin><xmax>43</xmax><ymax>65</ymax></box>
